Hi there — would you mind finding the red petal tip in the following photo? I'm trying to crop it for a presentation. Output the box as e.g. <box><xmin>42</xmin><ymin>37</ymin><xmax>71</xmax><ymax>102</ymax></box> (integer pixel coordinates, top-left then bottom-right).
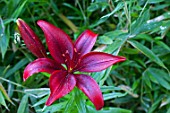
<box><xmin>45</xmin><ymin>99</ymin><xmax>52</xmax><ymax>106</ymax></box>
<box><xmin>118</xmin><ymin>56</ymin><xmax>126</xmax><ymax>62</ymax></box>
<box><xmin>23</xmin><ymin>78</ymin><xmax>26</xmax><ymax>82</ymax></box>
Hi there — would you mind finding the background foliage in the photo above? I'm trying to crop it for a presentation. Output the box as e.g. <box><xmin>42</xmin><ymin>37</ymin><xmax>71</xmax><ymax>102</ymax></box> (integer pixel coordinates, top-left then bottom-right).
<box><xmin>0</xmin><ymin>0</ymin><xmax>170</xmax><ymax>113</ymax></box>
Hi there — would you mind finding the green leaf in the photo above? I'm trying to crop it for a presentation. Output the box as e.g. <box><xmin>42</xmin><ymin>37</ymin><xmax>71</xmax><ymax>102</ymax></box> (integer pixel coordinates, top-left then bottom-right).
<box><xmin>148</xmin><ymin>96</ymin><xmax>162</xmax><ymax>113</ymax></box>
<box><xmin>98</xmin><ymin>36</ymin><xmax>113</xmax><ymax>44</ymax></box>
<box><xmin>167</xmin><ymin>107</ymin><xmax>170</xmax><ymax>113</ymax></box>
<box><xmin>64</xmin><ymin>93</ymin><xmax>75</xmax><ymax>113</ymax></box>
<box><xmin>104</xmin><ymin>30</ymin><xmax>126</xmax><ymax>40</ymax></box>
<box><xmin>101</xmin><ymin>2</ymin><xmax>124</xmax><ymax>18</ymax></box>
<box><xmin>131</xmin><ymin>10</ymin><xmax>150</xmax><ymax>35</ymax></box>
<box><xmin>0</xmin><ymin>91</ymin><xmax>8</xmax><ymax>110</ymax></box>
<box><xmin>0</xmin><ymin>83</ymin><xmax>14</xmax><ymax>105</ymax></box>
<box><xmin>17</xmin><ymin>94</ymin><xmax>28</xmax><ymax>113</ymax></box>
<box><xmin>90</xmin><ymin>16</ymin><xmax>108</xmax><ymax>28</ymax></box>
<box><xmin>87</xmin><ymin>106</ymin><xmax>132</xmax><ymax>113</ymax></box>
<box><xmin>148</xmin><ymin>0</ymin><xmax>164</xmax><ymax>3</ymax></box>
<box><xmin>103</xmin><ymin>92</ymin><xmax>127</xmax><ymax>100</ymax></box>
<box><xmin>0</xmin><ymin>18</ymin><xmax>8</xmax><ymax>59</ymax></box>
<box><xmin>143</xmin><ymin>70</ymin><xmax>152</xmax><ymax>89</ymax></box>
<box><xmin>145</xmin><ymin>68</ymin><xmax>170</xmax><ymax>90</ymax></box>
<box><xmin>5</xmin><ymin>58</ymin><xmax>29</xmax><ymax>78</ymax></box>
<box><xmin>12</xmin><ymin>0</ymin><xmax>27</xmax><ymax>19</ymax></box>
<box><xmin>24</xmin><ymin>88</ymin><xmax>50</xmax><ymax>98</ymax></box>
<box><xmin>128</xmin><ymin>40</ymin><xmax>167</xmax><ymax>70</ymax></box>
<box><xmin>87</xmin><ymin>2</ymin><xmax>108</xmax><ymax>12</ymax></box>
<box><xmin>154</xmin><ymin>40</ymin><xmax>170</xmax><ymax>51</ymax></box>
<box><xmin>104</xmin><ymin>33</ymin><xmax>129</xmax><ymax>54</ymax></box>
<box><xmin>42</xmin><ymin>102</ymin><xmax>67</xmax><ymax>113</ymax></box>
<box><xmin>32</xmin><ymin>96</ymin><xmax>48</xmax><ymax>107</ymax></box>
<box><xmin>100</xmin><ymin>86</ymin><xmax>122</xmax><ymax>92</ymax></box>
<box><xmin>74</xmin><ymin>88</ymin><xmax>86</xmax><ymax>113</ymax></box>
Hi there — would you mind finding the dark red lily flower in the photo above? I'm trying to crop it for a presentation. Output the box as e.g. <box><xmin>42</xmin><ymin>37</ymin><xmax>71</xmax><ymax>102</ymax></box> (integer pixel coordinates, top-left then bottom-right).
<box><xmin>17</xmin><ymin>19</ymin><xmax>126</xmax><ymax>110</ymax></box>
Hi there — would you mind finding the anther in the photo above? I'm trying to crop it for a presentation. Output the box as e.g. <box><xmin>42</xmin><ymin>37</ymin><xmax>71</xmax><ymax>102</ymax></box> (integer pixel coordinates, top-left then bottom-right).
<box><xmin>65</xmin><ymin>59</ymin><xmax>68</xmax><ymax>62</ymax></box>
<box><xmin>74</xmin><ymin>48</ymin><xmax>77</xmax><ymax>52</ymax></box>
<box><xmin>62</xmin><ymin>54</ymin><xmax>65</xmax><ymax>57</ymax></box>
<box><xmin>65</xmin><ymin>50</ymin><xmax>69</xmax><ymax>54</ymax></box>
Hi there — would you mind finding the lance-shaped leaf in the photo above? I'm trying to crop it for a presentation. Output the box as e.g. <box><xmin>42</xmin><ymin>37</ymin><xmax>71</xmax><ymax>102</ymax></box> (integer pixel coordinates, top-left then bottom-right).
<box><xmin>46</xmin><ymin>70</ymin><xmax>76</xmax><ymax>106</ymax></box>
<box><xmin>23</xmin><ymin>58</ymin><xmax>62</xmax><ymax>81</ymax></box>
<box><xmin>75</xmin><ymin>52</ymin><xmax>126</xmax><ymax>72</ymax></box>
<box><xmin>75</xmin><ymin>74</ymin><xmax>104</xmax><ymax>110</ymax></box>
<box><xmin>17</xmin><ymin>18</ymin><xmax>47</xmax><ymax>58</ymax></box>
<box><xmin>74</xmin><ymin>30</ymin><xmax>97</xmax><ymax>57</ymax></box>
<box><xmin>37</xmin><ymin>20</ymin><xmax>74</xmax><ymax>64</ymax></box>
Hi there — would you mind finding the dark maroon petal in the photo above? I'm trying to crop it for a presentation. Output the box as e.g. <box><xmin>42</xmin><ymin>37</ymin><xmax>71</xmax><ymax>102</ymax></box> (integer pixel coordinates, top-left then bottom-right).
<box><xmin>46</xmin><ymin>70</ymin><xmax>76</xmax><ymax>106</ymax></box>
<box><xmin>74</xmin><ymin>30</ymin><xmax>97</xmax><ymax>57</ymax></box>
<box><xmin>23</xmin><ymin>58</ymin><xmax>62</xmax><ymax>81</ymax></box>
<box><xmin>17</xmin><ymin>18</ymin><xmax>47</xmax><ymax>58</ymax></box>
<box><xmin>37</xmin><ymin>20</ymin><xmax>74</xmax><ymax>65</ymax></box>
<box><xmin>75</xmin><ymin>52</ymin><xmax>126</xmax><ymax>72</ymax></box>
<box><xmin>75</xmin><ymin>74</ymin><xmax>104</xmax><ymax>110</ymax></box>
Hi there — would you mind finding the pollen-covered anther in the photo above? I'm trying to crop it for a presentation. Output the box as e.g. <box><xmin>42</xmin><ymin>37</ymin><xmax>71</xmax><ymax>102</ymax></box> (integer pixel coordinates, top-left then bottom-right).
<box><xmin>65</xmin><ymin>59</ymin><xmax>68</xmax><ymax>62</ymax></box>
<box><xmin>74</xmin><ymin>48</ymin><xmax>77</xmax><ymax>52</ymax></box>
<box><xmin>65</xmin><ymin>50</ymin><xmax>69</xmax><ymax>54</ymax></box>
<box><xmin>62</xmin><ymin>54</ymin><xmax>65</xmax><ymax>57</ymax></box>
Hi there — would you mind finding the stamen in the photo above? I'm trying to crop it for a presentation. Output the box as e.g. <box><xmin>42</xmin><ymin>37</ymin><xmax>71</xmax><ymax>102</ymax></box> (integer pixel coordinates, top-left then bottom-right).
<box><xmin>62</xmin><ymin>54</ymin><xmax>65</xmax><ymax>57</ymax></box>
<box><xmin>65</xmin><ymin>50</ymin><xmax>69</xmax><ymax>54</ymax></box>
<box><xmin>65</xmin><ymin>59</ymin><xmax>68</xmax><ymax>62</ymax></box>
<box><xmin>74</xmin><ymin>48</ymin><xmax>77</xmax><ymax>52</ymax></box>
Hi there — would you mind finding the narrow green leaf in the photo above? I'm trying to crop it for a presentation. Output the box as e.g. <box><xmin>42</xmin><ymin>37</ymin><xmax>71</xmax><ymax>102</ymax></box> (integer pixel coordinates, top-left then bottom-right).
<box><xmin>0</xmin><ymin>91</ymin><xmax>8</xmax><ymax>110</ymax></box>
<box><xmin>98</xmin><ymin>36</ymin><xmax>113</xmax><ymax>44</ymax></box>
<box><xmin>148</xmin><ymin>96</ymin><xmax>162</xmax><ymax>113</ymax></box>
<box><xmin>167</xmin><ymin>107</ymin><xmax>170</xmax><ymax>113</ymax></box>
<box><xmin>42</xmin><ymin>102</ymin><xmax>67</xmax><ymax>113</ymax></box>
<box><xmin>100</xmin><ymin>86</ymin><xmax>122</xmax><ymax>92</ymax></box>
<box><xmin>131</xmin><ymin>10</ymin><xmax>150</xmax><ymax>35</ymax></box>
<box><xmin>143</xmin><ymin>70</ymin><xmax>152</xmax><ymax>89</ymax></box>
<box><xmin>103</xmin><ymin>92</ymin><xmax>127</xmax><ymax>100</ymax></box>
<box><xmin>148</xmin><ymin>0</ymin><xmax>164</xmax><ymax>3</ymax></box>
<box><xmin>155</xmin><ymin>40</ymin><xmax>170</xmax><ymax>51</ymax></box>
<box><xmin>0</xmin><ymin>18</ymin><xmax>8</xmax><ymax>59</ymax></box>
<box><xmin>32</xmin><ymin>96</ymin><xmax>48</xmax><ymax>107</ymax></box>
<box><xmin>146</xmin><ymin>68</ymin><xmax>170</xmax><ymax>90</ymax></box>
<box><xmin>64</xmin><ymin>93</ymin><xmax>75</xmax><ymax>113</ymax></box>
<box><xmin>101</xmin><ymin>2</ymin><xmax>124</xmax><ymax>18</ymax></box>
<box><xmin>128</xmin><ymin>40</ymin><xmax>167</xmax><ymax>70</ymax></box>
<box><xmin>0</xmin><ymin>83</ymin><xmax>14</xmax><ymax>105</ymax></box>
<box><xmin>5</xmin><ymin>58</ymin><xmax>29</xmax><ymax>78</ymax></box>
<box><xmin>104</xmin><ymin>34</ymin><xmax>129</xmax><ymax>54</ymax></box>
<box><xmin>12</xmin><ymin>0</ymin><xmax>27</xmax><ymax>19</ymax></box>
<box><xmin>24</xmin><ymin>88</ymin><xmax>50</xmax><ymax>98</ymax></box>
<box><xmin>74</xmin><ymin>88</ymin><xmax>86</xmax><ymax>113</ymax></box>
<box><xmin>17</xmin><ymin>94</ymin><xmax>28</xmax><ymax>113</ymax></box>
<box><xmin>87</xmin><ymin>106</ymin><xmax>132</xmax><ymax>113</ymax></box>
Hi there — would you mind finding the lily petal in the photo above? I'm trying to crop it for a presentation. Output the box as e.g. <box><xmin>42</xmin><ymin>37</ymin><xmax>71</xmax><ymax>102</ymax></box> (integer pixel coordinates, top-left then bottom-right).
<box><xmin>74</xmin><ymin>30</ymin><xmax>97</xmax><ymax>57</ymax></box>
<box><xmin>23</xmin><ymin>58</ymin><xmax>62</xmax><ymax>81</ymax></box>
<box><xmin>46</xmin><ymin>70</ymin><xmax>76</xmax><ymax>106</ymax></box>
<box><xmin>37</xmin><ymin>20</ymin><xmax>74</xmax><ymax>65</ymax></box>
<box><xmin>75</xmin><ymin>74</ymin><xmax>104</xmax><ymax>110</ymax></box>
<box><xmin>75</xmin><ymin>52</ymin><xmax>126</xmax><ymax>72</ymax></box>
<box><xmin>17</xmin><ymin>18</ymin><xmax>47</xmax><ymax>58</ymax></box>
